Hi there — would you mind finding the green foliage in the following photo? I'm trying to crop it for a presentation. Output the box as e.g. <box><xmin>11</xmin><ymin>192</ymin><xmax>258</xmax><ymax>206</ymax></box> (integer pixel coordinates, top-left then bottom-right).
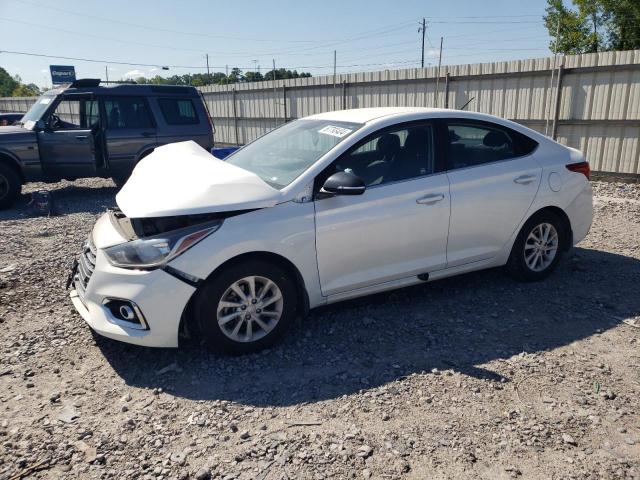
<box><xmin>0</xmin><ymin>68</ymin><xmax>41</xmax><ymax>97</ymax></box>
<box><xmin>545</xmin><ymin>0</ymin><xmax>640</xmax><ymax>54</ymax></box>
<box><xmin>130</xmin><ymin>68</ymin><xmax>311</xmax><ymax>86</ymax></box>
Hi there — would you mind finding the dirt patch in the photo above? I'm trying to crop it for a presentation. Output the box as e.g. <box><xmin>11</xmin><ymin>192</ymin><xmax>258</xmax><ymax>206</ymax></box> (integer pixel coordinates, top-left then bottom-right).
<box><xmin>0</xmin><ymin>179</ymin><xmax>639</xmax><ymax>479</ymax></box>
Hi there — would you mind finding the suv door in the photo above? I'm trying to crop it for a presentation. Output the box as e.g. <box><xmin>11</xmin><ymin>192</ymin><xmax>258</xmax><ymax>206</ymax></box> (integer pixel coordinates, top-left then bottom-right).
<box><xmin>314</xmin><ymin>121</ymin><xmax>450</xmax><ymax>296</ymax></box>
<box><xmin>38</xmin><ymin>94</ymin><xmax>99</xmax><ymax>178</ymax></box>
<box><xmin>443</xmin><ymin>119</ymin><xmax>541</xmax><ymax>267</ymax></box>
<box><xmin>102</xmin><ymin>96</ymin><xmax>156</xmax><ymax>177</ymax></box>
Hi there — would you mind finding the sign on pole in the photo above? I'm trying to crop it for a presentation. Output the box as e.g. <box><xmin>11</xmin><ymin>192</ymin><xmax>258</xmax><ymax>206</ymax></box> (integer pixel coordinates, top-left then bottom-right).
<box><xmin>49</xmin><ymin>65</ymin><xmax>76</xmax><ymax>85</ymax></box>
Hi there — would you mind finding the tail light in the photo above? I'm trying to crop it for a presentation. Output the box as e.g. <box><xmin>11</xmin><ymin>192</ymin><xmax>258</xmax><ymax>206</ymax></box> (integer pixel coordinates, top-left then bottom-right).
<box><xmin>566</xmin><ymin>161</ymin><xmax>590</xmax><ymax>180</ymax></box>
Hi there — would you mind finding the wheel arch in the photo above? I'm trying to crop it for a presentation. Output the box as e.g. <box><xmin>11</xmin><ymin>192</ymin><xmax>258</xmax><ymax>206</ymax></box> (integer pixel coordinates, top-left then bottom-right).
<box><xmin>525</xmin><ymin>205</ymin><xmax>573</xmax><ymax>251</ymax></box>
<box><xmin>0</xmin><ymin>151</ymin><xmax>25</xmax><ymax>183</ymax></box>
<box><xmin>178</xmin><ymin>250</ymin><xmax>310</xmax><ymax>342</ymax></box>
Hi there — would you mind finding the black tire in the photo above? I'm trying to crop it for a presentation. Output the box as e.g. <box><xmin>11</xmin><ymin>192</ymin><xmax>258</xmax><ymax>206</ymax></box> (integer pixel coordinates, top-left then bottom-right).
<box><xmin>193</xmin><ymin>260</ymin><xmax>297</xmax><ymax>354</ymax></box>
<box><xmin>506</xmin><ymin>210</ymin><xmax>565</xmax><ymax>282</ymax></box>
<box><xmin>111</xmin><ymin>174</ymin><xmax>129</xmax><ymax>189</ymax></box>
<box><xmin>0</xmin><ymin>162</ymin><xmax>22</xmax><ymax>210</ymax></box>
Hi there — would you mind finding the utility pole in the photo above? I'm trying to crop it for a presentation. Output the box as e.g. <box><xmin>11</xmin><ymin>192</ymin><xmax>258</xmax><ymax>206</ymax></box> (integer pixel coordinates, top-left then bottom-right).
<box><xmin>419</xmin><ymin>17</ymin><xmax>426</xmax><ymax>68</ymax></box>
<box><xmin>434</xmin><ymin>37</ymin><xmax>443</xmax><ymax>108</ymax></box>
<box><xmin>105</xmin><ymin>65</ymin><xmax>109</xmax><ymax>83</ymax></box>
<box><xmin>205</xmin><ymin>54</ymin><xmax>210</xmax><ymax>85</ymax></box>
<box><xmin>546</xmin><ymin>16</ymin><xmax>561</xmax><ymax>136</ymax></box>
<box><xmin>333</xmin><ymin>50</ymin><xmax>337</xmax><ymax>81</ymax></box>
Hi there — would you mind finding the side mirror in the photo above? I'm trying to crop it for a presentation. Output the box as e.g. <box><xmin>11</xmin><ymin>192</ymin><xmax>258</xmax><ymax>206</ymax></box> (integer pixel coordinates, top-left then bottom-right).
<box><xmin>35</xmin><ymin>119</ymin><xmax>47</xmax><ymax>131</ymax></box>
<box><xmin>321</xmin><ymin>171</ymin><xmax>366</xmax><ymax>196</ymax></box>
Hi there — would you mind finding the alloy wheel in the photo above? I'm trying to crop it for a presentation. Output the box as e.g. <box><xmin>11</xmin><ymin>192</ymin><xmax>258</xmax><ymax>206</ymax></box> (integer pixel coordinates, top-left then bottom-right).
<box><xmin>524</xmin><ymin>222</ymin><xmax>559</xmax><ymax>272</ymax></box>
<box><xmin>216</xmin><ymin>276</ymin><xmax>284</xmax><ymax>343</ymax></box>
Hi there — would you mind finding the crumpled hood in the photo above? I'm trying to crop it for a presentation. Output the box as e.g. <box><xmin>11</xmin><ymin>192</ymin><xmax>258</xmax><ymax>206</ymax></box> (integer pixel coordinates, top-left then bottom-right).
<box><xmin>116</xmin><ymin>141</ymin><xmax>282</xmax><ymax>218</ymax></box>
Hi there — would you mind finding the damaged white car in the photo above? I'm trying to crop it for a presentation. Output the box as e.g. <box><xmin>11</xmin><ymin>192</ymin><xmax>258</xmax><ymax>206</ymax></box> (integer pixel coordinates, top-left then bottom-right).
<box><xmin>69</xmin><ymin>107</ymin><xmax>593</xmax><ymax>353</ymax></box>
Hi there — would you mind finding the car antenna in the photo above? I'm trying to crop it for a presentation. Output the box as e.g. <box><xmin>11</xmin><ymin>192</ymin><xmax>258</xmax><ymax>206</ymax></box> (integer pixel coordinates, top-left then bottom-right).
<box><xmin>458</xmin><ymin>97</ymin><xmax>475</xmax><ymax>111</ymax></box>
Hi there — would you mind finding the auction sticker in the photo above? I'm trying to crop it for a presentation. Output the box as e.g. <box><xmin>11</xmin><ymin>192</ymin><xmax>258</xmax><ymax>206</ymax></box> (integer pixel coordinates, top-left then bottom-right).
<box><xmin>318</xmin><ymin>125</ymin><xmax>352</xmax><ymax>138</ymax></box>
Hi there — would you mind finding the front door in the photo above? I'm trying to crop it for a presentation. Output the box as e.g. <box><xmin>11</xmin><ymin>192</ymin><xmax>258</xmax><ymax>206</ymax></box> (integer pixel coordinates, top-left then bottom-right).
<box><xmin>38</xmin><ymin>94</ymin><xmax>99</xmax><ymax>179</ymax></box>
<box><xmin>102</xmin><ymin>96</ymin><xmax>157</xmax><ymax>177</ymax></box>
<box><xmin>314</xmin><ymin>121</ymin><xmax>450</xmax><ymax>296</ymax></box>
<box><xmin>444</xmin><ymin>120</ymin><xmax>542</xmax><ymax>267</ymax></box>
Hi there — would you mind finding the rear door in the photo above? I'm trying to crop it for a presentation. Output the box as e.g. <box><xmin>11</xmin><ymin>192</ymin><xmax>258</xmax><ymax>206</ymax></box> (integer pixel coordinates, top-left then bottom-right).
<box><xmin>443</xmin><ymin>119</ymin><xmax>541</xmax><ymax>267</ymax></box>
<box><xmin>102</xmin><ymin>96</ymin><xmax>156</xmax><ymax>176</ymax></box>
<box><xmin>37</xmin><ymin>93</ymin><xmax>99</xmax><ymax>178</ymax></box>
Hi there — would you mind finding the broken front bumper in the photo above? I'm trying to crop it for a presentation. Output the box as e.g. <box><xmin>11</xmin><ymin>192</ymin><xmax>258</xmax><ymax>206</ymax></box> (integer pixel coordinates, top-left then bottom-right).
<box><xmin>69</xmin><ymin>236</ymin><xmax>196</xmax><ymax>348</ymax></box>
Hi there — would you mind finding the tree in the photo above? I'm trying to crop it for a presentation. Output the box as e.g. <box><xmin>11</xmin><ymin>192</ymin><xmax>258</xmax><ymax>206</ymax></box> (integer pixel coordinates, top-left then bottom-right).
<box><xmin>545</xmin><ymin>0</ymin><xmax>640</xmax><ymax>54</ymax></box>
<box><xmin>0</xmin><ymin>67</ymin><xmax>19</xmax><ymax>97</ymax></box>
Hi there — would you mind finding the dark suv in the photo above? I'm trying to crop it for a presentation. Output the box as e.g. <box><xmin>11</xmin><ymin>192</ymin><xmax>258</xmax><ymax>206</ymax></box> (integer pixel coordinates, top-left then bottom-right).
<box><xmin>0</xmin><ymin>79</ymin><xmax>214</xmax><ymax>209</ymax></box>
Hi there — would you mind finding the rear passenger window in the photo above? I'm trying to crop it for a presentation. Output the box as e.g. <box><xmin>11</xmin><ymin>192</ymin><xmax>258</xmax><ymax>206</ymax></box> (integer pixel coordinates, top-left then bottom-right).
<box><xmin>446</xmin><ymin>122</ymin><xmax>537</xmax><ymax>170</ymax></box>
<box><xmin>157</xmin><ymin>98</ymin><xmax>198</xmax><ymax>125</ymax></box>
<box><xmin>103</xmin><ymin>97</ymin><xmax>153</xmax><ymax>129</ymax></box>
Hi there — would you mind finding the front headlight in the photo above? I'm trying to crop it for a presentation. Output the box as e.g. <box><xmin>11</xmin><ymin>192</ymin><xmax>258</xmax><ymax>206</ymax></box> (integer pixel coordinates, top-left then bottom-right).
<box><xmin>103</xmin><ymin>220</ymin><xmax>222</xmax><ymax>269</ymax></box>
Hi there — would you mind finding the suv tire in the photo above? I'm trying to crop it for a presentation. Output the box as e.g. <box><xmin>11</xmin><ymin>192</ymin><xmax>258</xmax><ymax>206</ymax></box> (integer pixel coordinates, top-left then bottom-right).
<box><xmin>0</xmin><ymin>162</ymin><xmax>22</xmax><ymax>210</ymax></box>
<box><xmin>193</xmin><ymin>260</ymin><xmax>297</xmax><ymax>354</ymax></box>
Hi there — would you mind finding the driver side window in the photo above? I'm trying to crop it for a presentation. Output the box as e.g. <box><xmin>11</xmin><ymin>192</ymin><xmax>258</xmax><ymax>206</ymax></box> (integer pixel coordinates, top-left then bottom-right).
<box><xmin>326</xmin><ymin>123</ymin><xmax>435</xmax><ymax>187</ymax></box>
<box><xmin>48</xmin><ymin>98</ymin><xmax>98</xmax><ymax>130</ymax></box>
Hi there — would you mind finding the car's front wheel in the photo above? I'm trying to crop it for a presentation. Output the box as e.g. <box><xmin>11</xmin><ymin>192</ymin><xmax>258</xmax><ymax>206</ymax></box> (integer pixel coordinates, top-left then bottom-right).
<box><xmin>0</xmin><ymin>162</ymin><xmax>22</xmax><ymax>210</ymax></box>
<box><xmin>193</xmin><ymin>260</ymin><xmax>297</xmax><ymax>354</ymax></box>
<box><xmin>506</xmin><ymin>211</ymin><xmax>565</xmax><ymax>281</ymax></box>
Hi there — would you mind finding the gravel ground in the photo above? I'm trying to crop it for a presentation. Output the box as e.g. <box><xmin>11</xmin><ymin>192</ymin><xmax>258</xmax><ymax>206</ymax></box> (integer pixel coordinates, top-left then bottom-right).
<box><xmin>0</xmin><ymin>179</ymin><xmax>639</xmax><ymax>480</ymax></box>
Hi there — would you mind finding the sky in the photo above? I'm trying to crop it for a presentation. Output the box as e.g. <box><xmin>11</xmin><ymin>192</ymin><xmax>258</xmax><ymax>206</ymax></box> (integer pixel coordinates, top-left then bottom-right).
<box><xmin>0</xmin><ymin>0</ymin><xmax>554</xmax><ymax>89</ymax></box>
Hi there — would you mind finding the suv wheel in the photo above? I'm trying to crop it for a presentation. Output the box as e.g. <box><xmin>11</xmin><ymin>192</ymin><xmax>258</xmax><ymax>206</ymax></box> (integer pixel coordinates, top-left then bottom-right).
<box><xmin>111</xmin><ymin>174</ymin><xmax>129</xmax><ymax>189</ymax></box>
<box><xmin>0</xmin><ymin>163</ymin><xmax>22</xmax><ymax>210</ymax></box>
<box><xmin>193</xmin><ymin>260</ymin><xmax>297</xmax><ymax>354</ymax></box>
<box><xmin>506</xmin><ymin>211</ymin><xmax>565</xmax><ymax>281</ymax></box>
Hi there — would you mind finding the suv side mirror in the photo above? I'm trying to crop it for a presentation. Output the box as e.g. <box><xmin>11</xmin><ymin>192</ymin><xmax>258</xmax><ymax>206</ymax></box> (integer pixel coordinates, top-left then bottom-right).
<box><xmin>35</xmin><ymin>119</ymin><xmax>47</xmax><ymax>131</ymax></box>
<box><xmin>321</xmin><ymin>171</ymin><xmax>366</xmax><ymax>196</ymax></box>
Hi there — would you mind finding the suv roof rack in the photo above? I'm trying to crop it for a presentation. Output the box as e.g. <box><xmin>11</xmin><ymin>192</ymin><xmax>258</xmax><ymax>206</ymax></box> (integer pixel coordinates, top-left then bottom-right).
<box><xmin>70</xmin><ymin>79</ymin><xmax>101</xmax><ymax>88</ymax></box>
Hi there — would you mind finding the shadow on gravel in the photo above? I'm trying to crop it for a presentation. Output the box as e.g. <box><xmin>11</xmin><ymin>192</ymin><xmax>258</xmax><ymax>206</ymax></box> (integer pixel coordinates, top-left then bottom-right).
<box><xmin>97</xmin><ymin>247</ymin><xmax>639</xmax><ymax>407</ymax></box>
<box><xmin>0</xmin><ymin>184</ymin><xmax>117</xmax><ymax>221</ymax></box>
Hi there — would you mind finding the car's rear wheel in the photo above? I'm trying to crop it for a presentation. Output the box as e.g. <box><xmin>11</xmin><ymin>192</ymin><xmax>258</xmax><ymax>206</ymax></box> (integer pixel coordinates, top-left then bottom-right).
<box><xmin>0</xmin><ymin>162</ymin><xmax>22</xmax><ymax>210</ymax></box>
<box><xmin>506</xmin><ymin>211</ymin><xmax>565</xmax><ymax>281</ymax></box>
<box><xmin>193</xmin><ymin>260</ymin><xmax>297</xmax><ymax>354</ymax></box>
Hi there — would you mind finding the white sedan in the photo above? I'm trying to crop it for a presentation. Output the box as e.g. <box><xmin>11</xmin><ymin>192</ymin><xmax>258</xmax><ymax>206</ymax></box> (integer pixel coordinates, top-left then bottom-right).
<box><xmin>69</xmin><ymin>107</ymin><xmax>593</xmax><ymax>353</ymax></box>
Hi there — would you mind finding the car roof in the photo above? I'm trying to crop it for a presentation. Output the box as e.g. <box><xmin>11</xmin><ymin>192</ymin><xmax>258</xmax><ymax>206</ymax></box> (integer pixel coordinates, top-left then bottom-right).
<box><xmin>42</xmin><ymin>83</ymin><xmax>200</xmax><ymax>97</ymax></box>
<box><xmin>306</xmin><ymin>107</ymin><xmax>520</xmax><ymax>124</ymax></box>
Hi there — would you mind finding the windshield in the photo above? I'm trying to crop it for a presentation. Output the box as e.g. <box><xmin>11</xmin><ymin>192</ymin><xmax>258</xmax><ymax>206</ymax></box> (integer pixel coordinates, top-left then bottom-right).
<box><xmin>21</xmin><ymin>94</ymin><xmax>56</xmax><ymax>123</ymax></box>
<box><xmin>226</xmin><ymin>119</ymin><xmax>362</xmax><ymax>189</ymax></box>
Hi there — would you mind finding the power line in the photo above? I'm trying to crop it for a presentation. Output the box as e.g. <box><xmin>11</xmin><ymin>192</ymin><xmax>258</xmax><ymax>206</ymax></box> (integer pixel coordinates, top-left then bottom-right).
<box><xmin>9</xmin><ymin>0</ymin><xmax>318</xmax><ymax>44</ymax></box>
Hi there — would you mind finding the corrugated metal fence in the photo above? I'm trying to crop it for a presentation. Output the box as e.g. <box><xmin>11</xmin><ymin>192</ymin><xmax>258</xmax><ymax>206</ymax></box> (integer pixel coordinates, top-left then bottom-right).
<box><xmin>2</xmin><ymin>49</ymin><xmax>640</xmax><ymax>175</ymax></box>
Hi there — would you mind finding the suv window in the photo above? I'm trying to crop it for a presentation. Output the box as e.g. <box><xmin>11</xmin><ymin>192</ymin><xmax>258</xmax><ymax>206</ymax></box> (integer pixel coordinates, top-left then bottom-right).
<box><xmin>328</xmin><ymin>123</ymin><xmax>436</xmax><ymax>187</ymax></box>
<box><xmin>103</xmin><ymin>97</ymin><xmax>153</xmax><ymax>129</ymax></box>
<box><xmin>157</xmin><ymin>98</ymin><xmax>198</xmax><ymax>125</ymax></box>
<box><xmin>446</xmin><ymin>121</ymin><xmax>538</xmax><ymax>170</ymax></box>
<box><xmin>49</xmin><ymin>98</ymin><xmax>98</xmax><ymax>130</ymax></box>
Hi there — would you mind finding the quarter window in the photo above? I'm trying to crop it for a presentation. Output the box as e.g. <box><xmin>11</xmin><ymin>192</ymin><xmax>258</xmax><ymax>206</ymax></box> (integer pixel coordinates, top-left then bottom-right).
<box><xmin>103</xmin><ymin>97</ymin><xmax>153</xmax><ymax>129</ymax></box>
<box><xmin>446</xmin><ymin>121</ymin><xmax>538</xmax><ymax>170</ymax></box>
<box><xmin>328</xmin><ymin>123</ymin><xmax>436</xmax><ymax>187</ymax></box>
<box><xmin>157</xmin><ymin>98</ymin><xmax>198</xmax><ymax>125</ymax></box>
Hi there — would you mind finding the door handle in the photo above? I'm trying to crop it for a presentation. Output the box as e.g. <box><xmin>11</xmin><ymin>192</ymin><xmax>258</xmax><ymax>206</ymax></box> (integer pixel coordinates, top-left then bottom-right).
<box><xmin>75</xmin><ymin>135</ymin><xmax>88</xmax><ymax>140</ymax></box>
<box><xmin>141</xmin><ymin>132</ymin><xmax>154</xmax><ymax>137</ymax></box>
<box><xmin>416</xmin><ymin>193</ymin><xmax>445</xmax><ymax>205</ymax></box>
<box><xmin>514</xmin><ymin>174</ymin><xmax>536</xmax><ymax>185</ymax></box>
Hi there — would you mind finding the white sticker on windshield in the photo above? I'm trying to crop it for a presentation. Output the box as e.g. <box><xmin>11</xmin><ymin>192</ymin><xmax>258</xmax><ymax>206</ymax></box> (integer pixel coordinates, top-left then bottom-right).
<box><xmin>39</xmin><ymin>97</ymin><xmax>52</xmax><ymax>105</ymax></box>
<box><xmin>318</xmin><ymin>125</ymin><xmax>352</xmax><ymax>138</ymax></box>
